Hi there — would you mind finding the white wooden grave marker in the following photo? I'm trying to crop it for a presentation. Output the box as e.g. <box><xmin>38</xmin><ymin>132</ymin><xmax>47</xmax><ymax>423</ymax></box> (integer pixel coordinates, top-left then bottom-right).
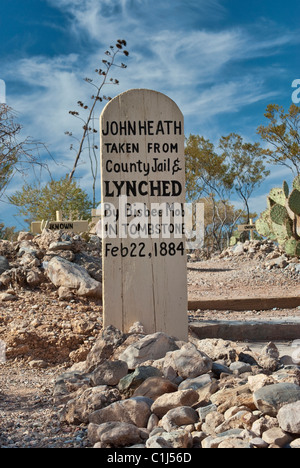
<box><xmin>31</xmin><ymin>210</ymin><xmax>89</xmax><ymax>234</ymax></box>
<box><xmin>238</xmin><ymin>218</ymin><xmax>256</xmax><ymax>241</ymax></box>
<box><xmin>100</xmin><ymin>89</ymin><xmax>188</xmax><ymax>340</ymax></box>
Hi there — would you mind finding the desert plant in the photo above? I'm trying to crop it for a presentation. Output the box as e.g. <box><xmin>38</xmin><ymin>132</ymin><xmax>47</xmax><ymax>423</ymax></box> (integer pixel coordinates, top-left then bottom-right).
<box><xmin>256</xmin><ymin>176</ymin><xmax>300</xmax><ymax>256</ymax></box>
<box><xmin>66</xmin><ymin>39</ymin><xmax>129</xmax><ymax>207</ymax></box>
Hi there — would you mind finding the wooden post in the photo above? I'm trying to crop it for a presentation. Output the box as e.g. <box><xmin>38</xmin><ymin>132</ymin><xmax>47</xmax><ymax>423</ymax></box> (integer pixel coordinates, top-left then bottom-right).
<box><xmin>56</xmin><ymin>211</ymin><xmax>63</xmax><ymax>222</ymax></box>
<box><xmin>238</xmin><ymin>219</ymin><xmax>256</xmax><ymax>240</ymax></box>
<box><xmin>100</xmin><ymin>89</ymin><xmax>188</xmax><ymax>341</ymax></box>
<box><xmin>249</xmin><ymin>219</ymin><xmax>254</xmax><ymax>241</ymax></box>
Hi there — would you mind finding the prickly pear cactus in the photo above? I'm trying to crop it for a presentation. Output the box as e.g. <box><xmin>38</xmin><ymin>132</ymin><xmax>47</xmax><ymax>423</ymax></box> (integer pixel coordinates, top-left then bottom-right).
<box><xmin>288</xmin><ymin>189</ymin><xmax>300</xmax><ymax>215</ymax></box>
<box><xmin>292</xmin><ymin>175</ymin><xmax>300</xmax><ymax>191</ymax></box>
<box><xmin>268</xmin><ymin>188</ymin><xmax>286</xmax><ymax>207</ymax></box>
<box><xmin>270</xmin><ymin>204</ymin><xmax>288</xmax><ymax>225</ymax></box>
<box><xmin>256</xmin><ymin>176</ymin><xmax>300</xmax><ymax>257</ymax></box>
<box><xmin>256</xmin><ymin>217</ymin><xmax>272</xmax><ymax>238</ymax></box>
<box><xmin>283</xmin><ymin>180</ymin><xmax>289</xmax><ymax>198</ymax></box>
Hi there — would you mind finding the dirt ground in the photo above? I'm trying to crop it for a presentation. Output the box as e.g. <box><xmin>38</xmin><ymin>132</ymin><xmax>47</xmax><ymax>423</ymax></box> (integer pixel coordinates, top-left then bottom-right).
<box><xmin>1</xmin><ymin>250</ymin><xmax>300</xmax><ymax>447</ymax></box>
<box><xmin>188</xmin><ymin>254</ymin><xmax>300</xmax><ymax>322</ymax></box>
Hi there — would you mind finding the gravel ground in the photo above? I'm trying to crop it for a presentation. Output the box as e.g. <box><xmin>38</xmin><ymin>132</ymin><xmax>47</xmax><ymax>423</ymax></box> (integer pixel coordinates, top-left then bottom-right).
<box><xmin>1</xmin><ymin>242</ymin><xmax>300</xmax><ymax>448</ymax></box>
<box><xmin>0</xmin><ymin>361</ymin><xmax>91</xmax><ymax>448</ymax></box>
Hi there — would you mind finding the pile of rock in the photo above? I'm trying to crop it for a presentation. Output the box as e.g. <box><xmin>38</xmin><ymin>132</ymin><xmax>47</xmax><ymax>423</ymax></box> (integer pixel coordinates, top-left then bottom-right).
<box><xmin>54</xmin><ymin>326</ymin><xmax>300</xmax><ymax>449</ymax></box>
<box><xmin>220</xmin><ymin>240</ymin><xmax>300</xmax><ymax>273</ymax></box>
<box><xmin>0</xmin><ymin>230</ymin><xmax>102</xmax><ymax>301</ymax></box>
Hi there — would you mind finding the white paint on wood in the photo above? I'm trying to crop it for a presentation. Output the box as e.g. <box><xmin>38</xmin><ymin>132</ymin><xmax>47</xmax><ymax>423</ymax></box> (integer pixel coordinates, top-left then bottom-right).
<box><xmin>31</xmin><ymin>220</ymin><xmax>89</xmax><ymax>234</ymax></box>
<box><xmin>100</xmin><ymin>89</ymin><xmax>188</xmax><ymax>340</ymax></box>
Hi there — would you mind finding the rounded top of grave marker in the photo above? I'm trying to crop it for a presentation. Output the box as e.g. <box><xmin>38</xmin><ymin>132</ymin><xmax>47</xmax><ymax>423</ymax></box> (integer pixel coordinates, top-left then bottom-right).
<box><xmin>100</xmin><ymin>88</ymin><xmax>183</xmax><ymax>118</ymax></box>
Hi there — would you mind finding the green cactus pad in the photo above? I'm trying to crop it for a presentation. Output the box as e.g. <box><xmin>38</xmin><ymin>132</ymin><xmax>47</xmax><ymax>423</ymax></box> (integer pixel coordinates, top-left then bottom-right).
<box><xmin>292</xmin><ymin>175</ymin><xmax>300</xmax><ymax>191</ymax></box>
<box><xmin>285</xmin><ymin>239</ymin><xmax>297</xmax><ymax>256</ymax></box>
<box><xmin>270</xmin><ymin>204</ymin><xmax>288</xmax><ymax>225</ymax></box>
<box><xmin>261</xmin><ymin>209</ymin><xmax>271</xmax><ymax>220</ymax></box>
<box><xmin>269</xmin><ymin>188</ymin><xmax>286</xmax><ymax>207</ymax></box>
<box><xmin>286</xmin><ymin>198</ymin><xmax>296</xmax><ymax>221</ymax></box>
<box><xmin>230</xmin><ymin>236</ymin><xmax>237</xmax><ymax>246</ymax></box>
<box><xmin>283</xmin><ymin>181</ymin><xmax>289</xmax><ymax>198</ymax></box>
<box><xmin>256</xmin><ymin>218</ymin><xmax>271</xmax><ymax>237</ymax></box>
<box><xmin>288</xmin><ymin>189</ymin><xmax>300</xmax><ymax>215</ymax></box>
<box><xmin>285</xmin><ymin>218</ymin><xmax>294</xmax><ymax>238</ymax></box>
<box><xmin>272</xmin><ymin>222</ymin><xmax>288</xmax><ymax>242</ymax></box>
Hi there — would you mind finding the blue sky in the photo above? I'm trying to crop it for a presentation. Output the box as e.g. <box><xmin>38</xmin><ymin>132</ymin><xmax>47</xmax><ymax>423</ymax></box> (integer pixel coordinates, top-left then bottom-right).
<box><xmin>0</xmin><ymin>0</ymin><xmax>299</xmax><ymax>229</ymax></box>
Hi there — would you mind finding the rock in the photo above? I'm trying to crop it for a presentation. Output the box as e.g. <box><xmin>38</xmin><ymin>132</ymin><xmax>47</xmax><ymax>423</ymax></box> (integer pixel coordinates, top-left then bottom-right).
<box><xmin>133</xmin><ymin>376</ymin><xmax>178</xmax><ymax>401</ymax></box>
<box><xmin>257</xmin><ymin>342</ymin><xmax>280</xmax><ymax>371</ymax></box>
<box><xmin>197</xmin><ymin>380</ymin><xmax>219</xmax><ymax>406</ymax></box>
<box><xmin>158</xmin><ymin>430</ymin><xmax>193</xmax><ymax>448</ymax></box>
<box><xmin>146</xmin><ymin>435</ymin><xmax>173</xmax><ymax>448</ymax></box>
<box><xmin>218</xmin><ymin>438</ymin><xmax>251</xmax><ymax>448</ymax></box>
<box><xmin>215</xmin><ymin>410</ymin><xmax>257</xmax><ymax>434</ymax></box>
<box><xmin>89</xmin><ymin>421</ymin><xmax>146</xmax><ymax>448</ymax></box>
<box><xmin>151</xmin><ymin>389</ymin><xmax>199</xmax><ymax>419</ymax></box>
<box><xmin>18</xmin><ymin>242</ymin><xmax>42</xmax><ymax>259</ymax></box>
<box><xmin>290</xmin><ymin>438</ymin><xmax>300</xmax><ymax>448</ymax></box>
<box><xmin>53</xmin><ymin>370</ymin><xmax>92</xmax><ymax>404</ymax></box>
<box><xmin>0</xmin><ymin>292</ymin><xmax>18</xmax><ymax>302</ymax></box>
<box><xmin>89</xmin><ymin>398</ymin><xmax>151</xmax><ymax>428</ymax></box>
<box><xmin>0</xmin><ymin>256</ymin><xmax>10</xmax><ymax>274</ymax></box>
<box><xmin>161</xmin><ymin>406</ymin><xmax>199</xmax><ymax>431</ymax></box>
<box><xmin>19</xmin><ymin>253</ymin><xmax>41</xmax><ymax>267</ymax></box>
<box><xmin>147</xmin><ymin>413</ymin><xmax>159</xmax><ymax>432</ymax></box>
<box><xmin>292</xmin><ymin>348</ymin><xmax>300</xmax><ymax>365</ymax></box>
<box><xmin>249</xmin><ymin>437</ymin><xmax>269</xmax><ymax>448</ymax></box>
<box><xmin>178</xmin><ymin>374</ymin><xmax>212</xmax><ymax>391</ymax></box>
<box><xmin>201</xmin><ymin>429</ymin><xmax>244</xmax><ymax>448</ymax></box>
<box><xmin>224</xmin><ymin>406</ymin><xmax>251</xmax><ymax>420</ymax></box>
<box><xmin>85</xmin><ymin>326</ymin><xmax>126</xmax><ymax>372</ymax></box>
<box><xmin>26</xmin><ymin>269</ymin><xmax>44</xmax><ymax>287</ymax></box>
<box><xmin>49</xmin><ymin>241</ymin><xmax>74</xmax><ymax>251</ymax></box>
<box><xmin>71</xmin><ymin>319</ymin><xmax>95</xmax><ymax>335</ymax></box>
<box><xmin>251</xmin><ymin>415</ymin><xmax>278</xmax><ymax>437</ymax></box>
<box><xmin>118</xmin><ymin>366</ymin><xmax>162</xmax><ymax>398</ymax></box>
<box><xmin>210</xmin><ymin>384</ymin><xmax>256</xmax><ymax>413</ymax></box>
<box><xmin>28</xmin><ymin>359</ymin><xmax>48</xmax><ymax>369</ymax></box>
<box><xmin>229</xmin><ymin>362</ymin><xmax>252</xmax><ymax>375</ymax></box>
<box><xmin>190</xmin><ymin>338</ymin><xmax>237</xmax><ymax>364</ymax></box>
<box><xmin>128</xmin><ymin>322</ymin><xmax>145</xmax><ymax>334</ymax></box>
<box><xmin>17</xmin><ymin>231</ymin><xmax>34</xmax><ymax>242</ymax></box>
<box><xmin>58</xmin><ymin>286</ymin><xmax>74</xmax><ymax>301</ymax></box>
<box><xmin>248</xmin><ymin>374</ymin><xmax>275</xmax><ymax>393</ymax></box>
<box><xmin>212</xmin><ymin>361</ymin><xmax>232</xmax><ymax>377</ymax></box>
<box><xmin>161</xmin><ymin>343</ymin><xmax>212</xmax><ymax>380</ymax></box>
<box><xmin>261</xmin><ymin>342</ymin><xmax>280</xmax><ymax>361</ymax></box>
<box><xmin>266</xmin><ymin>255</ymin><xmax>289</xmax><ymax>269</ymax></box>
<box><xmin>46</xmin><ymin>256</ymin><xmax>102</xmax><ymax>298</ymax></box>
<box><xmin>197</xmin><ymin>404</ymin><xmax>218</xmax><ymax>423</ymax></box>
<box><xmin>119</xmin><ymin>332</ymin><xmax>178</xmax><ymax>369</ymax></box>
<box><xmin>233</xmin><ymin>243</ymin><xmax>245</xmax><ymax>256</ymax></box>
<box><xmin>262</xmin><ymin>427</ymin><xmax>293</xmax><ymax>447</ymax></box>
<box><xmin>90</xmin><ymin>360</ymin><xmax>128</xmax><ymax>386</ymax></box>
<box><xmin>74</xmin><ymin>252</ymin><xmax>102</xmax><ymax>282</ymax></box>
<box><xmin>61</xmin><ymin>386</ymin><xmax>121</xmax><ymax>424</ymax></box>
<box><xmin>273</xmin><ymin>367</ymin><xmax>300</xmax><ymax>386</ymax></box>
<box><xmin>253</xmin><ymin>383</ymin><xmax>300</xmax><ymax>416</ymax></box>
<box><xmin>277</xmin><ymin>401</ymin><xmax>300</xmax><ymax>434</ymax></box>
<box><xmin>202</xmin><ymin>411</ymin><xmax>225</xmax><ymax>436</ymax></box>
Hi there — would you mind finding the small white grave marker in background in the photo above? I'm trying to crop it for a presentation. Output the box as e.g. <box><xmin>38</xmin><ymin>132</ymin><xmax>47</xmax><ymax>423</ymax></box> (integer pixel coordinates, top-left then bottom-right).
<box><xmin>100</xmin><ymin>89</ymin><xmax>188</xmax><ymax>341</ymax></box>
<box><xmin>31</xmin><ymin>210</ymin><xmax>89</xmax><ymax>234</ymax></box>
<box><xmin>238</xmin><ymin>218</ymin><xmax>256</xmax><ymax>241</ymax></box>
